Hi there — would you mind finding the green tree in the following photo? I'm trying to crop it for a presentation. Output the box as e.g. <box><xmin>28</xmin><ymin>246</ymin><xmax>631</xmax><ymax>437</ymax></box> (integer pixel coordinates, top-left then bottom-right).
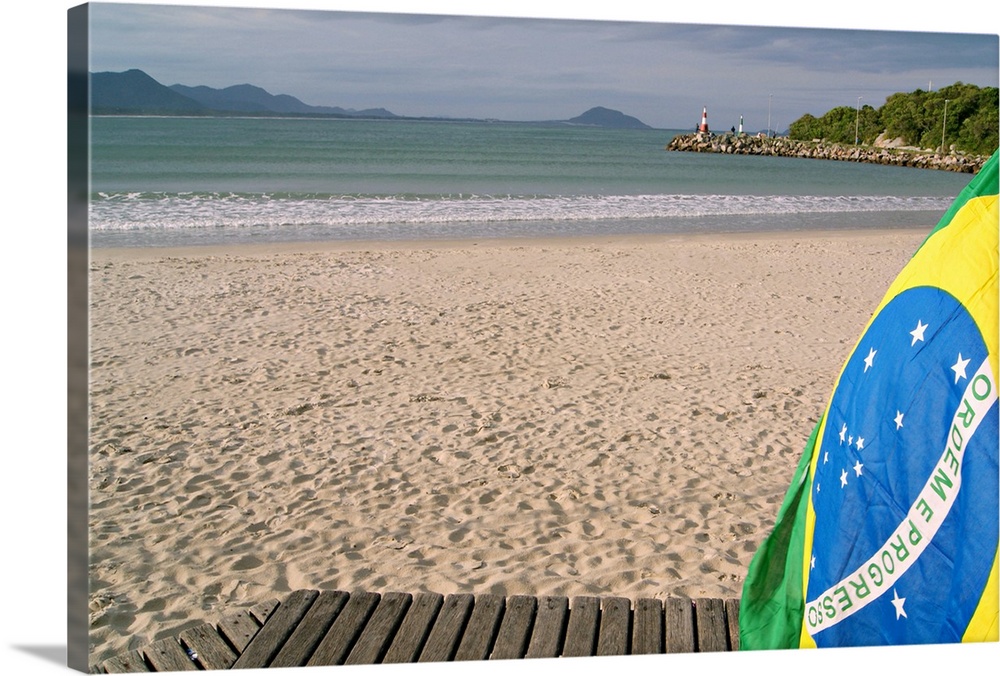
<box><xmin>788</xmin><ymin>105</ymin><xmax>878</xmax><ymax>144</ymax></box>
<box><xmin>788</xmin><ymin>113</ymin><xmax>823</xmax><ymax>140</ymax></box>
<box><xmin>880</xmin><ymin>90</ymin><xmax>928</xmax><ymax>144</ymax></box>
<box><xmin>959</xmin><ymin>105</ymin><xmax>999</xmax><ymax>155</ymax></box>
<box><xmin>787</xmin><ymin>82</ymin><xmax>998</xmax><ymax>154</ymax></box>
<box><xmin>816</xmin><ymin>106</ymin><xmax>856</xmax><ymax>143</ymax></box>
<box><xmin>919</xmin><ymin>96</ymin><xmax>952</xmax><ymax>151</ymax></box>
<box><xmin>856</xmin><ymin>105</ymin><xmax>880</xmax><ymax>144</ymax></box>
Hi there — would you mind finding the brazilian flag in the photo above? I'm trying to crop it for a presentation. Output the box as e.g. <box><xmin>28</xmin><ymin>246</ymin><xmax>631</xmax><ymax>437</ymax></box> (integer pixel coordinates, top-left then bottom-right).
<box><xmin>740</xmin><ymin>149</ymin><xmax>999</xmax><ymax>649</ymax></box>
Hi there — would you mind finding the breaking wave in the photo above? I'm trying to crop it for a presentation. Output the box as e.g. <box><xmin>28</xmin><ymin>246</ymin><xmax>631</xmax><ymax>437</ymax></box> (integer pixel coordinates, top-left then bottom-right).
<box><xmin>90</xmin><ymin>191</ymin><xmax>952</xmax><ymax>231</ymax></box>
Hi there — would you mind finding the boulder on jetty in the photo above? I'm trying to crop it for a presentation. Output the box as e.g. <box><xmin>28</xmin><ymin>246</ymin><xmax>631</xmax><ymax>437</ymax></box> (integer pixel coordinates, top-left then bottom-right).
<box><xmin>666</xmin><ymin>132</ymin><xmax>989</xmax><ymax>174</ymax></box>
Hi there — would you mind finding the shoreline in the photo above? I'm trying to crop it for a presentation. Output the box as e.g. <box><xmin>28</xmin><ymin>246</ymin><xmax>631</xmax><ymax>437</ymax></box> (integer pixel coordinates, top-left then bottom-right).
<box><xmin>90</xmin><ymin>225</ymin><xmax>931</xmax><ymax>260</ymax></box>
<box><xmin>87</xmin><ymin>227</ymin><xmax>928</xmax><ymax>665</ymax></box>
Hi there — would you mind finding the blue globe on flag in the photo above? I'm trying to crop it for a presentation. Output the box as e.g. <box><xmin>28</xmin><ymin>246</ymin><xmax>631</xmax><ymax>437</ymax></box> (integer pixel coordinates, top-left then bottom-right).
<box><xmin>807</xmin><ymin>286</ymin><xmax>997</xmax><ymax>645</ymax></box>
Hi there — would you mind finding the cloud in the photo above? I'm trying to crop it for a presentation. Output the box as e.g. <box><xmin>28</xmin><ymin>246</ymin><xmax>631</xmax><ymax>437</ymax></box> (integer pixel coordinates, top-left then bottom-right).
<box><xmin>86</xmin><ymin>3</ymin><xmax>998</xmax><ymax>129</ymax></box>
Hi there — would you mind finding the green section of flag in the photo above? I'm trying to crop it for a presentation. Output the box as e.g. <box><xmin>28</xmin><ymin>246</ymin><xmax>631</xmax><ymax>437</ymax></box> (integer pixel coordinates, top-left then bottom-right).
<box><xmin>919</xmin><ymin>149</ymin><xmax>999</xmax><ymax>249</ymax></box>
<box><xmin>738</xmin><ymin>420</ymin><xmax>818</xmax><ymax>650</ymax></box>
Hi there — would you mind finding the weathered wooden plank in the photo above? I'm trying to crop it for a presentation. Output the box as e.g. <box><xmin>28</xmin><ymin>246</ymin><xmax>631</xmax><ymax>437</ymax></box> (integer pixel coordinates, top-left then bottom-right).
<box><xmin>232</xmin><ymin>589</ymin><xmax>318</xmax><ymax>669</ymax></box>
<box><xmin>490</xmin><ymin>595</ymin><xmax>537</xmax><ymax>660</ymax></box>
<box><xmin>178</xmin><ymin>623</ymin><xmax>238</xmax><ymax>670</ymax></box>
<box><xmin>249</xmin><ymin>598</ymin><xmax>280</xmax><ymax>625</ymax></box>
<box><xmin>524</xmin><ymin>596</ymin><xmax>568</xmax><ymax>659</ymax></box>
<box><xmin>453</xmin><ymin>594</ymin><xmax>505</xmax><ymax>661</ymax></box>
<box><xmin>383</xmin><ymin>592</ymin><xmax>444</xmax><ymax>664</ymax></box>
<box><xmin>216</xmin><ymin>611</ymin><xmax>263</xmax><ymax>655</ymax></box>
<box><xmin>724</xmin><ymin>598</ymin><xmax>740</xmax><ymax>651</ymax></box>
<box><xmin>269</xmin><ymin>590</ymin><xmax>350</xmax><ymax>668</ymax></box>
<box><xmin>632</xmin><ymin>597</ymin><xmax>663</xmax><ymax>655</ymax></box>
<box><xmin>100</xmin><ymin>649</ymin><xmax>150</xmax><ymax>673</ymax></box>
<box><xmin>417</xmin><ymin>593</ymin><xmax>474</xmax><ymax>663</ymax></box>
<box><xmin>144</xmin><ymin>637</ymin><xmax>198</xmax><ymax>672</ymax></box>
<box><xmin>596</xmin><ymin>597</ymin><xmax>631</xmax><ymax>656</ymax></box>
<box><xmin>96</xmin><ymin>592</ymin><xmax>740</xmax><ymax>671</ymax></box>
<box><xmin>694</xmin><ymin>598</ymin><xmax>728</xmax><ymax>652</ymax></box>
<box><xmin>345</xmin><ymin>592</ymin><xmax>413</xmax><ymax>665</ymax></box>
<box><xmin>561</xmin><ymin>596</ymin><xmax>600</xmax><ymax>657</ymax></box>
<box><xmin>664</xmin><ymin>597</ymin><xmax>695</xmax><ymax>654</ymax></box>
<box><xmin>306</xmin><ymin>590</ymin><xmax>381</xmax><ymax>666</ymax></box>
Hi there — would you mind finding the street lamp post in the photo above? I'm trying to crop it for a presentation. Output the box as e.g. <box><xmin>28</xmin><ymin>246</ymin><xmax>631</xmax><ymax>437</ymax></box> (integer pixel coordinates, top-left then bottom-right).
<box><xmin>855</xmin><ymin>96</ymin><xmax>863</xmax><ymax>145</ymax></box>
<box><xmin>941</xmin><ymin>99</ymin><xmax>949</xmax><ymax>153</ymax></box>
<box><xmin>767</xmin><ymin>94</ymin><xmax>772</xmax><ymax>138</ymax></box>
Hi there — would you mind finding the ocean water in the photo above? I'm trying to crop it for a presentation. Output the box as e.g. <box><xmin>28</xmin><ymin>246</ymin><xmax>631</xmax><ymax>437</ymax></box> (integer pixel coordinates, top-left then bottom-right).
<box><xmin>89</xmin><ymin>116</ymin><xmax>974</xmax><ymax>248</ymax></box>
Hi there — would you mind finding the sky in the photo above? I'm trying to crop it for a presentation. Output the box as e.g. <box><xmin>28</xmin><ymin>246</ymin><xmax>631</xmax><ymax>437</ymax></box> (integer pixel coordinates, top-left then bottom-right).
<box><xmin>83</xmin><ymin>1</ymin><xmax>999</xmax><ymax>131</ymax></box>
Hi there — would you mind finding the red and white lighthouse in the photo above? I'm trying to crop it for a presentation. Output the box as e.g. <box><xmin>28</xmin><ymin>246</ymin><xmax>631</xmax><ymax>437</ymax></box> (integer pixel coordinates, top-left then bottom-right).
<box><xmin>698</xmin><ymin>106</ymin><xmax>709</xmax><ymax>133</ymax></box>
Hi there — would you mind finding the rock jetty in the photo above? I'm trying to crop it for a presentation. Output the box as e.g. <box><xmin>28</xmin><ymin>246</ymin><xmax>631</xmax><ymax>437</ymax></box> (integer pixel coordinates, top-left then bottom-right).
<box><xmin>666</xmin><ymin>132</ymin><xmax>990</xmax><ymax>173</ymax></box>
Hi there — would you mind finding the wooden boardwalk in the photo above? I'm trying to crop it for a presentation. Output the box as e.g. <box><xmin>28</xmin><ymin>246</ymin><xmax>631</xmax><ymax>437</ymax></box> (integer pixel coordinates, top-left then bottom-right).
<box><xmin>96</xmin><ymin>589</ymin><xmax>740</xmax><ymax>672</ymax></box>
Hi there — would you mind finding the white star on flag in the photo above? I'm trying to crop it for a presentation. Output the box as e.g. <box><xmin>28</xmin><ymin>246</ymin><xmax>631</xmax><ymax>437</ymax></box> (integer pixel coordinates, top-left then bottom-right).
<box><xmin>909</xmin><ymin>319</ymin><xmax>928</xmax><ymax>346</ymax></box>
<box><xmin>894</xmin><ymin>410</ymin><xmax>904</xmax><ymax>429</ymax></box>
<box><xmin>855</xmin><ymin>436</ymin><xmax>865</xmax><ymax>450</ymax></box>
<box><xmin>839</xmin><ymin>423</ymin><xmax>847</xmax><ymax>443</ymax></box>
<box><xmin>952</xmin><ymin>353</ymin><xmax>971</xmax><ymax>383</ymax></box>
<box><xmin>863</xmin><ymin>347</ymin><xmax>877</xmax><ymax>372</ymax></box>
<box><xmin>891</xmin><ymin>588</ymin><xmax>907</xmax><ymax>619</ymax></box>
<box><xmin>853</xmin><ymin>460</ymin><xmax>863</xmax><ymax>476</ymax></box>
<box><xmin>840</xmin><ymin>469</ymin><xmax>848</xmax><ymax>488</ymax></box>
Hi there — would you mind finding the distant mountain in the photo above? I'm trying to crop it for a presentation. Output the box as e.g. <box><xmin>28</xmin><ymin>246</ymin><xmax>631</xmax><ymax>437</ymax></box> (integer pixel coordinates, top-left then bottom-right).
<box><xmin>89</xmin><ymin>70</ymin><xmax>653</xmax><ymax>129</ymax></box>
<box><xmin>91</xmin><ymin>69</ymin><xmax>207</xmax><ymax>114</ymax></box>
<box><xmin>565</xmin><ymin>106</ymin><xmax>652</xmax><ymax>130</ymax></box>
<box><xmin>169</xmin><ymin>82</ymin><xmax>397</xmax><ymax>118</ymax></box>
<box><xmin>90</xmin><ymin>69</ymin><xmax>398</xmax><ymax>118</ymax></box>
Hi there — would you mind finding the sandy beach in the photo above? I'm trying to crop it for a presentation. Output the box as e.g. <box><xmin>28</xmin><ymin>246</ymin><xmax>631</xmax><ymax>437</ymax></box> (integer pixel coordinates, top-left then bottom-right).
<box><xmin>86</xmin><ymin>228</ymin><xmax>927</xmax><ymax>666</ymax></box>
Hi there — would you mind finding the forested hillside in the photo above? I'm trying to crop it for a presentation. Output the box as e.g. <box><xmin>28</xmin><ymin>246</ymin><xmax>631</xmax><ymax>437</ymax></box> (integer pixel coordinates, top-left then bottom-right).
<box><xmin>788</xmin><ymin>82</ymin><xmax>998</xmax><ymax>155</ymax></box>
